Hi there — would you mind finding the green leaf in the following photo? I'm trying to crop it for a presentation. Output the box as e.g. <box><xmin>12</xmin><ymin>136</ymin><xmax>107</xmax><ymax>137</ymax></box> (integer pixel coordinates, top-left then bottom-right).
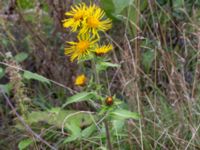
<box><xmin>81</xmin><ymin>124</ymin><xmax>96</xmax><ymax>138</ymax></box>
<box><xmin>17</xmin><ymin>0</ymin><xmax>35</xmax><ymax>9</ymax></box>
<box><xmin>0</xmin><ymin>83</ymin><xmax>12</xmax><ymax>94</ymax></box>
<box><xmin>96</xmin><ymin>61</ymin><xmax>120</xmax><ymax>72</ymax></box>
<box><xmin>100</xmin><ymin>0</ymin><xmax>133</xmax><ymax>19</ymax></box>
<box><xmin>173</xmin><ymin>0</ymin><xmax>184</xmax><ymax>8</ymax></box>
<box><xmin>112</xmin><ymin>120</ymin><xmax>125</xmax><ymax>132</ymax></box>
<box><xmin>62</xmin><ymin>92</ymin><xmax>96</xmax><ymax>107</ymax></box>
<box><xmin>111</xmin><ymin>109</ymin><xmax>140</xmax><ymax>120</ymax></box>
<box><xmin>0</xmin><ymin>67</ymin><xmax>4</xmax><ymax>79</ymax></box>
<box><xmin>99</xmin><ymin>147</ymin><xmax>107</xmax><ymax>150</ymax></box>
<box><xmin>100</xmin><ymin>0</ymin><xmax>115</xmax><ymax>18</ymax></box>
<box><xmin>64</xmin><ymin>119</ymin><xmax>96</xmax><ymax>143</ymax></box>
<box><xmin>63</xmin><ymin>134</ymin><xmax>79</xmax><ymax>143</ymax></box>
<box><xmin>23</xmin><ymin>71</ymin><xmax>50</xmax><ymax>84</ymax></box>
<box><xmin>14</xmin><ymin>52</ymin><xmax>28</xmax><ymax>63</ymax></box>
<box><xmin>26</xmin><ymin>108</ymin><xmax>95</xmax><ymax>129</ymax></box>
<box><xmin>113</xmin><ymin>0</ymin><xmax>133</xmax><ymax>14</ymax></box>
<box><xmin>142</xmin><ymin>50</ymin><xmax>155</xmax><ymax>73</ymax></box>
<box><xmin>18</xmin><ymin>138</ymin><xmax>33</xmax><ymax>150</ymax></box>
<box><xmin>66</xmin><ymin>122</ymin><xmax>81</xmax><ymax>137</ymax></box>
<box><xmin>77</xmin><ymin>53</ymin><xmax>94</xmax><ymax>63</ymax></box>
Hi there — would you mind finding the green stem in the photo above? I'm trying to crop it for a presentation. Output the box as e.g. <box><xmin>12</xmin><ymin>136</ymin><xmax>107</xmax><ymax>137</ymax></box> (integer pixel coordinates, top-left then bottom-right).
<box><xmin>92</xmin><ymin>57</ymin><xmax>100</xmax><ymax>86</ymax></box>
<box><xmin>91</xmin><ymin>57</ymin><xmax>112</xmax><ymax>150</ymax></box>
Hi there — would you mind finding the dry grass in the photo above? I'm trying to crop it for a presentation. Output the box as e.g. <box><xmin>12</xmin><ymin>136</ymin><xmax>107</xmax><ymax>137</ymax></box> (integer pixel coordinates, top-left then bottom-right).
<box><xmin>0</xmin><ymin>0</ymin><xmax>200</xmax><ymax>149</ymax></box>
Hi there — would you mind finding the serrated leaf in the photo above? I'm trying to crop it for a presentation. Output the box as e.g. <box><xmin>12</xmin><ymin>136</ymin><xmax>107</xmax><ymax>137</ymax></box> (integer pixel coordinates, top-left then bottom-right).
<box><xmin>62</xmin><ymin>92</ymin><xmax>96</xmax><ymax>108</ymax></box>
<box><xmin>23</xmin><ymin>71</ymin><xmax>50</xmax><ymax>84</ymax></box>
<box><xmin>111</xmin><ymin>109</ymin><xmax>140</xmax><ymax>120</ymax></box>
<box><xmin>18</xmin><ymin>138</ymin><xmax>33</xmax><ymax>150</ymax></box>
<box><xmin>14</xmin><ymin>52</ymin><xmax>28</xmax><ymax>62</ymax></box>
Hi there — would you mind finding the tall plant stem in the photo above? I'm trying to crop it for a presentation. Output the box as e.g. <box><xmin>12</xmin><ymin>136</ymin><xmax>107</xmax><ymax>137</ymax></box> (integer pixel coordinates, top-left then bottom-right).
<box><xmin>104</xmin><ymin>120</ymin><xmax>113</xmax><ymax>150</ymax></box>
<box><xmin>91</xmin><ymin>58</ymin><xmax>113</xmax><ymax>150</ymax></box>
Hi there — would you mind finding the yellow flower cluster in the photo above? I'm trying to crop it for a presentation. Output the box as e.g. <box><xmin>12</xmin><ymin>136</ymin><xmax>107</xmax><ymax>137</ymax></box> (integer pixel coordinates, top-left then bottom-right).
<box><xmin>63</xmin><ymin>3</ymin><xmax>113</xmax><ymax>62</ymax></box>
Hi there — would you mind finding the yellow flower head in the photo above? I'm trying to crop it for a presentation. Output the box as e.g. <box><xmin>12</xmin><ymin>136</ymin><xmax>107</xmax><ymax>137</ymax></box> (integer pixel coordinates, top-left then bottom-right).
<box><xmin>62</xmin><ymin>3</ymin><xmax>87</xmax><ymax>32</ymax></box>
<box><xmin>65</xmin><ymin>34</ymin><xmax>98</xmax><ymax>61</ymax></box>
<box><xmin>95</xmin><ymin>44</ymin><xmax>113</xmax><ymax>55</ymax></box>
<box><xmin>80</xmin><ymin>4</ymin><xmax>112</xmax><ymax>37</ymax></box>
<box><xmin>75</xmin><ymin>74</ymin><xmax>86</xmax><ymax>86</ymax></box>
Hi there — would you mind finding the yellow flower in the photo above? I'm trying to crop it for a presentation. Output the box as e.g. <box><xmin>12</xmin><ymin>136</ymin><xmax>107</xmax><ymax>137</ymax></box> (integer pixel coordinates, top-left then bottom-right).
<box><xmin>95</xmin><ymin>44</ymin><xmax>113</xmax><ymax>55</ymax></box>
<box><xmin>65</xmin><ymin>34</ymin><xmax>98</xmax><ymax>61</ymax></box>
<box><xmin>75</xmin><ymin>74</ymin><xmax>86</xmax><ymax>86</ymax></box>
<box><xmin>62</xmin><ymin>3</ymin><xmax>87</xmax><ymax>32</ymax></box>
<box><xmin>80</xmin><ymin>4</ymin><xmax>112</xmax><ymax>37</ymax></box>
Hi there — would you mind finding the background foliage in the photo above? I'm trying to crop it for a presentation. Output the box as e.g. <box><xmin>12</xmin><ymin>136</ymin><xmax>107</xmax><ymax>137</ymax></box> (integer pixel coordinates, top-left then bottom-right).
<box><xmin>1</xmin><ymin>0</ymin><xmax>200</xmax><ymax>149</ymax></box>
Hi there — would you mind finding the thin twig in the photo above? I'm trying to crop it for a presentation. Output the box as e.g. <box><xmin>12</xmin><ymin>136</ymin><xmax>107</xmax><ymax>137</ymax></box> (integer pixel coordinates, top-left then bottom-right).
<box><xmin>0</xmin><ymin>61</ymin><xmax>75</xmax><ymax>94</ymax></box>
<box><xmin>0</xmin><ymin>88</ymin><xmax>57</xmax><ymax>150</ymax></box>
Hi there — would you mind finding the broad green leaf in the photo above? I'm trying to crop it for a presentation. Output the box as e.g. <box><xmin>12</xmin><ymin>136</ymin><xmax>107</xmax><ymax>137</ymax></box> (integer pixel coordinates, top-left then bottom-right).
<box><xmin>66</xmin><ymin>122</ymin><xmax>81</xmax><ymax>137</ymax></box>
<box><xmin>64</xmin><ymin>124</ymin><xmax>96</xmax><ymax>143</ymax></box>
<box><xmin>23</xmin><ymin>108</ymin><xmax>96</xmax><ymax>144</ymax></box>
<box><xmin>100</xmin><ymin>0</ymin><xmax>133</xmax><ymax>19</ymax></box>
<box><xmin>23</xmin><ymin>71</ymin><xmax>50</xmax><ymax>84</ymax></box>
<box><xmin>81</xmin><ymin>124</ymin><xmax>96</xmax><ymax>138</ymax></box>
<box><xmin>100</xmin><ymin>0</ymin><xmax>115</xmax><ymax>18</ymax></box>
<box><xmin>62</xmin><ymin>92</ymin><xmax>96</xmax><ymax>107</ymax></box>
<box><xmin>18</xmin><ymin>138</ymin><xmax>33</xmax><ymax>150</ymax></box>
<box><xmin>14</xmin><ymin>52</ymin><xmax>28</xmax><ymax>62</ymax></box>
<box><xmin>111</xmin><ymin>109</ymin><xmax>140</xmax><ymax>120</ymax></box>
<box><xmin>142</xmin><ymin>50</ymin><xmax>155</xmax><ymax>73</ymax></box>
<box><xmin>26</xmin><ymin>108</ymin><xmax>95</xmax><ymax>129</ymax></box>
<box><xmin>113</xmin><ymin>0</ymin><xmax>133</xmax><ymax>14</ymax></box>
<box><xmin>63</xmin><ymin>135</ymin><xmax>79</xmax><ymax>143</ymax></box>
<box><xmin>96</xmin><ymin>62</ymin><xmax>120</xmax><ymax>72</ymax></box>
<box><xmin>26</xmin><ymin>111</ymin><xmax>50</xmax><ymax>124</ymax></box>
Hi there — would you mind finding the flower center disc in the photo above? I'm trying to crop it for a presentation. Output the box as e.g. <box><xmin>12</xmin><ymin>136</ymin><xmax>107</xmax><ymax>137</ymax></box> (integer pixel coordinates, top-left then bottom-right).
<box><xmin>77</xmin><ymin>40</ymin><xmax>89</xmax><ymax>52</ymax></box>
<box><xmin>87</xmin><ymin>17</ymin><xmax>100</xmax><ymax>28</ymax></box>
